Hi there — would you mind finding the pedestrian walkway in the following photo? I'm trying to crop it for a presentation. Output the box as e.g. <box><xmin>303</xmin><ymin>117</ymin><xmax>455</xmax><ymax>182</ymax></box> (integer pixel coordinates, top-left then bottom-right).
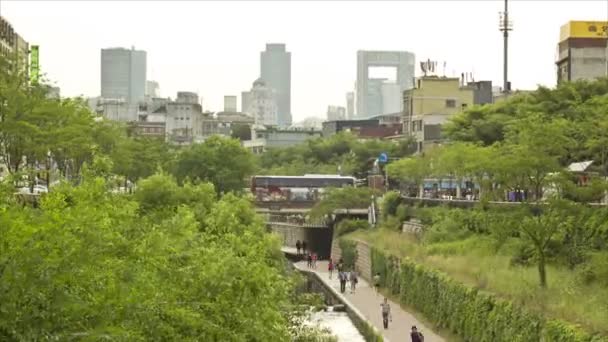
<box><xmin>294</xmin><ymin>260</ymin><xmax>445</xmax><ymax>342</ymax></box>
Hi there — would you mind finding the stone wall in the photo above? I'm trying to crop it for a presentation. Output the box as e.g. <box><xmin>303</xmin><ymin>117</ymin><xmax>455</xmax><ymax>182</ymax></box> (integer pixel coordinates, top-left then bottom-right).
<box><xmin>330</xmin><ymin>238</ymin><xmax>372</xmax><ymax>282</ymax></box>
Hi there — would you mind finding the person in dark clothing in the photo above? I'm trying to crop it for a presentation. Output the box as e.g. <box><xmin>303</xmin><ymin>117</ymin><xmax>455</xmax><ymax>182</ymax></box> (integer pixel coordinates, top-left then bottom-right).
<box><xmin>307</xmin><ymin>253</ymin><xmax>312</xmax><ymax>268</ymax></box>
<box><xmin>302</xmin><ymin>241</ymin><xmax>307</xmax><ymax>254</ymax></box>
<box><xmin>295</xmin><ymin>240</ymin><xmax>301</xmax><ymax>255</ymax></box>
<box><xmin>339</xmin><ymin>271</ymin><xmax>347</xmax><ymax>293</ymax></box>
<box><xmin>380</xmin><ymin>297</ymin><xmax>391</xmax><ymax>329</ymax></box>
<box><xmin>410</xmin><ymin>326</ymin><xmax>424</xmax><ymax>342</ymax></box>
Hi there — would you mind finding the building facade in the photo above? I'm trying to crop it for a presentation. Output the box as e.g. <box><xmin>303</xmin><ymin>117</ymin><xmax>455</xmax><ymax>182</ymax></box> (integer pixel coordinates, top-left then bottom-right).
<box><xmin>101</xmin><ymin>47</ymin><xmax>147</xmax><ymax>103</ymax></box>
<box><xmin>245</xmin><ymin>78</ymin><xmax>278</xmax><ymax>126</ymax></box>
<box><xmin>403</xmin><ymin>76</ymin><xmax>476</xmax><ymax>152</ymax></box>
<box><xmin>243</xmin><ymin>127</ymin><xmax>322</xmax><ymax>154</ymax></box>
<box><xmin>556</xmin><ymin>21</ymin><xmax>608</xmax><ymax>83</ymax></box>
<box><xmin>1</xmin><ymin>16</ymin><xmax>29</xmax><ymax>76</ymax></box>
<box><xmin>346</xmin><ymin>92</ymin><xmax>355</xmax><ymax>119</ymax></box>
<box><xmin>260</xmin><ymin>43</ymin><xmax>292</xmax><ymax>126</ymax></box>
<box><xmin>166</xmin><ymin>92</ymin><xmax>203</xmax><ymax>145</ymax></box>
<box><xmin>356</xmin><ymin>50</ymin><xmax>415</xmax><ymax>118</ymax></box>
<box><xmin>224</xmin><ymin>95</ymin><xmax>237</xmax><ymax>112</ymax></box>
<box><xmin>145</xmin><ymin>80</ymin><xmax>160</xmax><ymax>98</ymax></box>
<box><xmin>326</xmin><ymin>105</ymin><xmax>346</xmax><ymax>121</ymax></box>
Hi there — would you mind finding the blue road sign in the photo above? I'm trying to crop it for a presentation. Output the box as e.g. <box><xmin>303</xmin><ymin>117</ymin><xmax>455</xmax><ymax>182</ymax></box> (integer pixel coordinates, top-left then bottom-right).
<box><xmin>378</xmin><ymin>153</ymin><xmax>388</xmax><ymax>163</ymax></box>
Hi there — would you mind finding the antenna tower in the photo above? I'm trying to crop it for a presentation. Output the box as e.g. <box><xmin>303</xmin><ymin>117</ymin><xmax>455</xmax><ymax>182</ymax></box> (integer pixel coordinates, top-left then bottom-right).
<box><xmin>499</xmin><ymin>0</ymin><xmax>513</xmax><ymax>93</ymax></box>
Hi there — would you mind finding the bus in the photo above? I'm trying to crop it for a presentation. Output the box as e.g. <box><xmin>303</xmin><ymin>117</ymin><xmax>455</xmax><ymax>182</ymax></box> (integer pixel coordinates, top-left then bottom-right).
<box><xmin>251</xmin><ymin>174</ymin><xmax>356</xmax><ymax>202</ymax></box>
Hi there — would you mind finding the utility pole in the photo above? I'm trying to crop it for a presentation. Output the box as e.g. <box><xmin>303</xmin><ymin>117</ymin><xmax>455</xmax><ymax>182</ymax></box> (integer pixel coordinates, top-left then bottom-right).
<box><xmin>499</xmin><ymin>0</ymin><xmax>513</xmax><ymax>93</ymax></box>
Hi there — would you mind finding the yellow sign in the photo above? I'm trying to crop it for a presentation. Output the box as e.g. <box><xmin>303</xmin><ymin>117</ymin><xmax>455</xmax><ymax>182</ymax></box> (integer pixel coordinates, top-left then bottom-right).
<box><xmin>560</xmin><ymin>21</ymin><xmax>608</xmax><ymax>41</ymax></box>
<box><xmin>30</xmin><ymin>45</ymin><xmax>39</xmax><ymax>84</ymax></box>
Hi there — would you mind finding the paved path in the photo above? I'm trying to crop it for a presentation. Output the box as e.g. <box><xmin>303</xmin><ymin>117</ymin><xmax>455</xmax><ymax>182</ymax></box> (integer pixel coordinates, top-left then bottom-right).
<box><xmin>294</xmin><ymin>260</ymin><xmax>445</xmax><ymax>342</ymax></box>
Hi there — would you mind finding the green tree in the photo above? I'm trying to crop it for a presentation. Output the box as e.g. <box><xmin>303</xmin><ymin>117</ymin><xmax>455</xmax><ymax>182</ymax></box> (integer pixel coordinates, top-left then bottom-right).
<box><xmin>310</xmin><ymin>186</ymin><xmax>374</xmax><ymax>219</ymax></box>
<box><xmin>518</xmin><ymin>201</ymin><xmax>572</xmax><ymax>288</ymax></box>
<box><xmin>173</xmin><ymin>136</ymin><xmax>255</xmax><ymax>194</ymax></box>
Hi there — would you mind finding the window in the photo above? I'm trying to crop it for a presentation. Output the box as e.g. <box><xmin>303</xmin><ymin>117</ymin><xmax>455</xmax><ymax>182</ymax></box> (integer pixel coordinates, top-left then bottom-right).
<box><xmin>461</xmin><ymin>103</ymin><xmax>468</xmax><ymax>110</ymax></box>
<box><xmin>186</xmin><ymin>117</ymin><xmax>190</xmax><ymax>120</ymax></box>
<box><xmin>446</xmin><ymin>99</ymin><xmax>456</xmax><ymax>108</ymax></box>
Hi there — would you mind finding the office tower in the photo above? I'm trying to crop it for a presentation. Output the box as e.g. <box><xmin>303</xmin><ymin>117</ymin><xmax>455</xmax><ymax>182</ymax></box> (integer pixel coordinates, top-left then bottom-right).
<box><xmin>101</xmin><ymin>46</ymin><xmax>147</xmax><ymax>103</ymax></box>
<box><xmin>556</xmin><ymin>21</ymin><xmax>608</xmax><ymax>83</ymax></box>
<box><xmin>260</xmin><ymin>43</ymin><xmax>291</xmax><ymax>126</ymax></box>
<box><xmin>146</xmin><ymin>80</ymin><xmax>160</xmax><ymax>98</ymax></box>
<box><xmin>346</xmin><ymin>92</ymin><xmax>355</xmax><ymax>119</ymax></box>
<box><xmin>224</xmin><ymin>95</ymin><xmax>237</xmax><ymax>112</ymax></box>
<box><xmin>356</xmin><ymin>50</ymin><xmax>415</xmax><ymax>117</ymax></box>
<box><xmin>245</xmin><ymin>78</ymin><xmax>278</xmax><ymax>126</ymax></box>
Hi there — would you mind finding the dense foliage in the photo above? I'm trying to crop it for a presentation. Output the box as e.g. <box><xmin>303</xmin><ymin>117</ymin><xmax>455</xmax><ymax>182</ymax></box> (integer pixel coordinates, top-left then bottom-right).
<box><xmin>257</xmin><ymin>132</ymin><xmax>415</xmax><ymax>178</ymax></box>
<box><xmin>367</xmin><ymin>245</ymin><xmax>607</xmax><ymax>342</ymax></box>
<box><xmin>0</xmin><ymin>174</ymin><xmax>302</xmax><ymax>340</ymax></box>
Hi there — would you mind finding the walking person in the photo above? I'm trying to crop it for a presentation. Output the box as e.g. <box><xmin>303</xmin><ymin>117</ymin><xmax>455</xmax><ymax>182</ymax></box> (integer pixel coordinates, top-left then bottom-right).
<box><xmin>373</xmin><ymin>272</ymin><xmax>381</xmax><ymax>295</ymax></box>
<box><xmin>302</xmin><ymin>241</ymin><xmax>307</xmax><ymax>255</ymax></box>
<box><xmin>328</xmin><ymin>258</ymin><xmax>334</xmax><ymax>279</ymax></box>
<box><xmin>339</xmin><ymin>271</ymin><xmax>347</xmax><ymax>293</ymax></box>
<box><xmin>295</xmin><ymin>240</ymin><xmax>301</xmax><ymax>256</ymax></box>
<box><xmin>380</xmin><ymin>297</ymin><xmax>392</xmax><ymax>329</ymax></box>
<box><xmin>350</xmin><ymin>269</ymin><xmax>358</xmax><ymax>294</ymax></box>
<box><xmin>410</xmin><ymin>326</ymin><xmax>424</xmax><ymax>342</ymax></box>
<box><xmin>307</xmin><ymin>253</ymin><xmax>312</xmax><ymax>268</ymax></box>
<box><xmin>311</xmin><ymin>253</ymin><xmax>317</xmax><ymax>269</ymax></box>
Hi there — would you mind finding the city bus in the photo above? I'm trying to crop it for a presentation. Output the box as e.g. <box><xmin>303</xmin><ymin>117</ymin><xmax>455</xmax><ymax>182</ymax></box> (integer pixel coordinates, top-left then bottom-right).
<box><xmin>251</xmin><ymin>174</ymin><xmax>356</xmax><ymax>201</ymax></box>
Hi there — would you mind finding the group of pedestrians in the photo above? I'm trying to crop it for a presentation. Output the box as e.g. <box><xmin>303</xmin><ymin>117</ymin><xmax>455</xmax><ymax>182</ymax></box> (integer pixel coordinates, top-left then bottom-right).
<box><xmin>328</xmin><ymin>258</ymin><xmax>359</xmax><ymax>294</ymax></box>
<box><xmin>295</xmin><ymin>240</ymin><xmax>307</xmax><ymax>256</ymax></box>
<box><xmin>304</xmin><ymin>254</ymin><xmax>426</xmax><ymax>341</ymax></box>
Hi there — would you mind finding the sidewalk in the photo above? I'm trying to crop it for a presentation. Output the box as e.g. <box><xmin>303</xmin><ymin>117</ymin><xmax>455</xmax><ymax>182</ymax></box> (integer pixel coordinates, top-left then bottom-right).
<box><xmin>294</xmin><ymin>260</ymin><xmax>445</xmax><ymax>342</ymax></box>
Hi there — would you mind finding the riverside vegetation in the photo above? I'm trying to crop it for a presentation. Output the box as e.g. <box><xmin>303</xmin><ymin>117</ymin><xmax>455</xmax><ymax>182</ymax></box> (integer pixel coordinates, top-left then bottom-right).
<box><xmin>0</xmin><ymin>55</ymin><xmax>338</xmax><ymax>341</ymax></box>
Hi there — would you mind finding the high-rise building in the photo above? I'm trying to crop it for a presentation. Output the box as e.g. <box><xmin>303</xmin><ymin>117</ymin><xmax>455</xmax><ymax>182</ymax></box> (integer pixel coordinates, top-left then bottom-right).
<box><xmin>0</xmin><ymin>16</ymin><xmax>29</xmax><ymax>76</ymax></box>
<box><xmin>224</xmin><ymin>95</ymin><xmax>237</xmax><ymax>112</ymax></box>
<box><xmin>356</xmin><ymin>50</ymin><xmax>415</xmax><ymax>118</ymax></box>
<box><xmin>260</xmin><ymin>43</ymin><xmax>291</xmax><ymax>126</ymax></box>
<box><xmin>241</xmin><ymin>91</ymin><xmax>252</xmax><ymax>114</ymax></box>
<box><xmin>146</xmin><ymin>80</ymin><xmax>160</xmax><ymax>98</ymax></box>
<box><xmin>245</xmin><ymin>78</ymin><xmax>278</xmax><ymax>126</ymax></box>
<box><xmin>556</xmin><ymin>21</ymin><xmax>607</xmax><ymax>83</ymax></box>
<box><xmin>346</xmin><ymin>92</ymin><xmax>355</xmax><ymax>119</ymax></box>
<box><xmin>101</xmin><ymin>47</ymin><xmax>147</xmax><ymax>103</ymax></box>
<box><xmin>326</xmin><ymin>106</ymin><xmax>346</xmax><ymax>121</ymax></box>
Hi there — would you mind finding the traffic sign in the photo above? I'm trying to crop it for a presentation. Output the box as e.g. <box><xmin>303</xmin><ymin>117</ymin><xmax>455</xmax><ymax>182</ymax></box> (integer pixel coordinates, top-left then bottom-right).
<box><xmin>378</xmin><ymin>153</ymin><xmax>388</xmax><ymax>163</ymax></box>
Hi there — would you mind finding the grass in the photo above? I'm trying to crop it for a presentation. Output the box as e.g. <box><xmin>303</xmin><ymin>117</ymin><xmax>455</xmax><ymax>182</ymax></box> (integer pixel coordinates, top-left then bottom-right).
<box><xmin>349</xmin><ymin>229</ymin><xmax>608</xmax><ymax>336</ymax></box>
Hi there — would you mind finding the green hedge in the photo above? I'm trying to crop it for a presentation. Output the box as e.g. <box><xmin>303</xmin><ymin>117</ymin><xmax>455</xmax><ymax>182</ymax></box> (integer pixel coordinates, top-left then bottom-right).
<box><xmin>349</xmin><ymin>313</ymin><xmax>384</xmax><ymax>342</ymax></box>
<box><xmin>367</xmin><ymin>245</ymin><xmax>607</xmax><ymax>342</ymax></box>
<box><xmin>339</xmin><ymin>239</ymin><xmax>358</xmax><ymax>269</ymax></box>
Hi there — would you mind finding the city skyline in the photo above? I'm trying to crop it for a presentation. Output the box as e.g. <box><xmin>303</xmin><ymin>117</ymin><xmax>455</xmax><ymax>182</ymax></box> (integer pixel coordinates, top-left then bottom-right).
<box><xmin>3</xmin><ymin>0</ymin><xmax>607</xmax><ymax>121</ymax></box>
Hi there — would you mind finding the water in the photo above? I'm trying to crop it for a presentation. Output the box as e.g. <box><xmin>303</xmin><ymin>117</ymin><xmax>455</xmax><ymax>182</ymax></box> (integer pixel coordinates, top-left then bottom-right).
<box><xmin>307</xmin><ymin>307</ymin><xmax>365</xmax><ymax>342</ymax></box>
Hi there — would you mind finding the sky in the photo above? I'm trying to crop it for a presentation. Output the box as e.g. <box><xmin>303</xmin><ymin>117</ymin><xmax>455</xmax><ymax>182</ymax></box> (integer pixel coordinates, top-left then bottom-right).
<box><xmin>2</xmin><ymin>0</ymin><xmax>608</xmax><ymax>122</ymax></box>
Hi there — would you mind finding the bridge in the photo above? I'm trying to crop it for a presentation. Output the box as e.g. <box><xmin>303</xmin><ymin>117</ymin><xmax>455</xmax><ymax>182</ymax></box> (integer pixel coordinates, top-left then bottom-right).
<box><xmin>256</xmin><ymin>200</ymin><xmax>370</xmax><ymax>259</ymax></box>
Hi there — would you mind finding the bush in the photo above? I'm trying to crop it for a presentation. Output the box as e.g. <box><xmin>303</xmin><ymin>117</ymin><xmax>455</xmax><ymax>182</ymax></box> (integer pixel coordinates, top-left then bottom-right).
<box><xmin>576</xmin><ymin>252</ymin><xmax>608</xmax><ymax>286</ymax></box>
<box><xmin>339</xmin><ymin>239</ymin><xmax>358</xmax><ymax>269</ymax></box>
<box><xmin>381</xmin><ymin>191</ymin><xmax>400</xmax><ymax>219</ymax></box>
<box><xmin>335</xmin><ymin>219</ymin><xmax>368</xmax><ymax>237</ymax></box>
<box><xmin>367</xmin><ymin>243</ymin><xmax>606</xmax><ymax>342</ymax></box>
<box><xmin>395</xmin><ymin>203</ymin><xmax>412</xmax><ymax>222</ymax></box>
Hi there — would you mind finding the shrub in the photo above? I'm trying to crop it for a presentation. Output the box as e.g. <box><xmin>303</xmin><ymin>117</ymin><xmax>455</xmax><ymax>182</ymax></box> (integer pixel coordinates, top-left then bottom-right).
<box><xmin>335</xmin><ymin>219</ymin><xmax>368</xmax><ymax>237</ymax></box>
<box><xmin>381</xmin><ymin>191</ymin><xmax>400</xmax><ymax>219</ymax></box>
<box><xmin>367</xmin><ymin>243</ymin><xmax>606</xmax><ymax>342</ymax></box>
<box><xmin>339</xmin><ymin>239</ymin><xmax>358</xmax><ymax>269</ymax></box>
<box><xmin>395</xmin><ymin>203</ymin><xmax>412</xmax><ymax>222</ymax></box>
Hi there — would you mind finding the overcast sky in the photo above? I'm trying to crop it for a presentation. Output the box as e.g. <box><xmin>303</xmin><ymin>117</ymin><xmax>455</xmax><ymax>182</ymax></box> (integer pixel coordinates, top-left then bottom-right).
<box><xmin>3</xmin><ymin>1</ymin><xmax>607</xmax><ymax>121</ymax></box>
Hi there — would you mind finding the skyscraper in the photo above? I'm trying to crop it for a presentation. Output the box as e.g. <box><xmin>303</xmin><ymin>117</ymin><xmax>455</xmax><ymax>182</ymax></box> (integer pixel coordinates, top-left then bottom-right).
<box><xmin>260</xmin><ymin>43</ymin><xmax>291</xmax><ymax>126</ymax></box>
<box><xmin>356</xmin><ymin>50</ymin><xmax>415</xmax><ymax>118</ymax></box>
<box><xmin>101</xmin><ymin>47</ymin><xmax>146</xmax><ymax>103</ymax></box>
